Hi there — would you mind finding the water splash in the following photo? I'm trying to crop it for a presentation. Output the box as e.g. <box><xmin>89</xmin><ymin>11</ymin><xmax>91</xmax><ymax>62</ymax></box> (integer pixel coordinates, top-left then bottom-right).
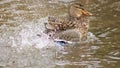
<box><xmin>19</xmin><ymin>19</ymin><xmax>100</xmax><ymax>47</ymax></box>
<box><xmin>0</xmin><ymin>17</ymin><xmax>100</xmax><ymax>49</ymax></box>
<box><xmin>0</xmin><ymin>17</ymin><xmax>55</xmax><ymax>49</ymax></box>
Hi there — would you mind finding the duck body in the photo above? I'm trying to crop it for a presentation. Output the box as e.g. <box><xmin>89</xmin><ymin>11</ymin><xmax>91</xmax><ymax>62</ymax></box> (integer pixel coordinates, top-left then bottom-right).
<box><xmin>45</xmin><ymin>16</ymin><xmax>89</xmax><ymax>40</ymax></box>
<box><xmin>44</xmin><ymin>3</ymin><xmax>92</xmax><ymax>41</ymax></box>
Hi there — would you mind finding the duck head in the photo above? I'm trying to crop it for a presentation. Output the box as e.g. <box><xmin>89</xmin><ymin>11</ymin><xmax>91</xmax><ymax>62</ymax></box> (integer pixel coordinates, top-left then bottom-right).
<box><xmin>69</xmin><ymin>3</ymin><xmax>93</xmax><ymax>18</ymax></box>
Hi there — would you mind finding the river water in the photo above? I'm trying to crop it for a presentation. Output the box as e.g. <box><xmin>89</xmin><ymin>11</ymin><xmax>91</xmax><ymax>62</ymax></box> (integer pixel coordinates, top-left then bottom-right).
<box><xmin>0</xmin><ymin>0</ymin><xmax>120</xmax><ymax>68</ymax></box>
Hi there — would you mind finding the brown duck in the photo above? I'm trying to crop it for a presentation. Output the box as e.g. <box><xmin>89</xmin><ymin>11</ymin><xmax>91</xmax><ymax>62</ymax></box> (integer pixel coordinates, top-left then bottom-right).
<box><xmin>44</xmin><ymin>3</ymin><xmax>92</xmax><ymax>41</ymax></box>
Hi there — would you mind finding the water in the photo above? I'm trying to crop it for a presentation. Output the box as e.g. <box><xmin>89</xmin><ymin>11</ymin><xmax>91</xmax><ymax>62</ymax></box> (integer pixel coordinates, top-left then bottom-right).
<box><xmin>0</xmin><ymin>0</ymin><xmax>120</xmax><ymax>68</ymax></box>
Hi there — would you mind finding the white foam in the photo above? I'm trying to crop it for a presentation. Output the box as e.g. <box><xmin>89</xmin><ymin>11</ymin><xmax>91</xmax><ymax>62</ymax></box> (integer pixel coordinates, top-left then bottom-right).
<box><xmin>9</xmin><ymin>17</ymin><xmax>55</xmax><ymax>49</ymax></box>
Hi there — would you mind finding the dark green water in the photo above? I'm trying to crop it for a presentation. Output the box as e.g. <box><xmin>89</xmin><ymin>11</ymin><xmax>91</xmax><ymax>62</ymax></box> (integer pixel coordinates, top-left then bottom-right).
<box><xmin>0</xmin><ymin>0</ymin><xmax>120</xmax><ymax>68</ymax></box>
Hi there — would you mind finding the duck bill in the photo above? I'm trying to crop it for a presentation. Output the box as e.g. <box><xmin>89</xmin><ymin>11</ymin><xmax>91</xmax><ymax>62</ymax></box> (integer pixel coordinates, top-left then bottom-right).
<box><xmin>81</xmin><ymin>9</ymin><xmax>93</xmax><ymax>16</ymax></box>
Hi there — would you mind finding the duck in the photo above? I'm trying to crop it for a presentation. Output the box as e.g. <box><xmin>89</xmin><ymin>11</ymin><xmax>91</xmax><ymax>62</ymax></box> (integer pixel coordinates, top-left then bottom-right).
<box><xmin>44</xmin><ymin>3</ymin><xmax>92</xmax><ymax>41</ymax></box>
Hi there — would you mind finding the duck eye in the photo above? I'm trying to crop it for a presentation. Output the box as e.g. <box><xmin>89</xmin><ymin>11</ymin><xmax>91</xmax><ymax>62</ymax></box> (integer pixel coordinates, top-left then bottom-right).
<box><xmin>75</xmin><ymin>6</ymin><xmax>80</xmax><ymax>8</ymax></box>
<box><xmin>78</xmin><ymin>4</ymin><xmax>83</xmax><ymax>6</ymax></box>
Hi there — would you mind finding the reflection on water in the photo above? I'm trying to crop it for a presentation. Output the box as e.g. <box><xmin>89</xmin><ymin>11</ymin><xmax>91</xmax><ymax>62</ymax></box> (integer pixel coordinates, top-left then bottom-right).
<box><xmin>0</xmin><ymin>0</ymin><xmax>120</xmax><ymax>68</ymax></box>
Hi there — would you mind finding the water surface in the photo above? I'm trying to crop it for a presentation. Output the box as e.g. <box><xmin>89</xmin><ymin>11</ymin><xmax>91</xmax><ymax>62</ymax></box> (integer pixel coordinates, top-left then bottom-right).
<box><xmin>0</xmin><ymin>0</ymin><xmax>120</xmax><ymax>68</ymax></box>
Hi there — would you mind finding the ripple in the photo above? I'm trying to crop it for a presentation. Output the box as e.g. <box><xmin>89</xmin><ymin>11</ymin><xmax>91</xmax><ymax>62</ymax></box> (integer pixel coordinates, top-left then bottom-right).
<box><xmin>0</xmin><ymin>0</ymin><xmax>13</xmax><ymax>5</ymax></box>
<box><xmin>106</xmin><ymin>56</ymin><xmax>120</xmax><ymax>60</ymax></box>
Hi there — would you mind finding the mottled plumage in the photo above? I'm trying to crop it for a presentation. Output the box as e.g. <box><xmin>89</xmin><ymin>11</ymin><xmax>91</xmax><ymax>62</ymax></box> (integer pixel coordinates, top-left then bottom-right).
<box><xmin>44</xmin><ymin>3</ymin><xmax>92</xmax><ymax>41</ymax></box>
